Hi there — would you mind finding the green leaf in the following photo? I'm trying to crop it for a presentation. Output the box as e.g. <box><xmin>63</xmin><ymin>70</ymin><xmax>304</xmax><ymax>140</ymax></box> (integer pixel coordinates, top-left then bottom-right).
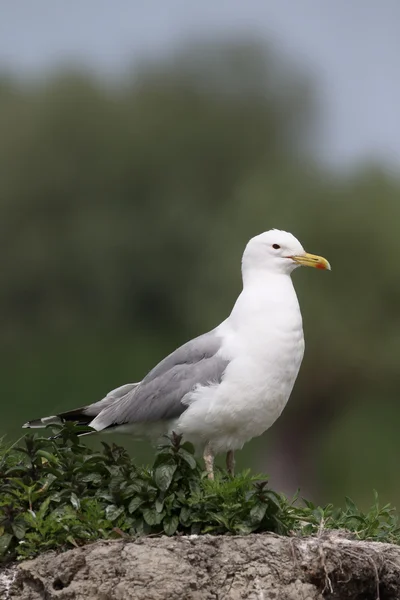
<box><xmin>70</xmin><ymin>492</ymin><xmax>81</xmax><ymax>510</ymax></box>
<box><xmin>128</xmin><ymin>496</ymin><xmax>144</xmax><ymax>514</ymax></box>
<box><xmin>154</xmin><ymin>463</ymin><xmax>177</xmax><ymax>492</ymax></box>
<box><xmin>0</xmin><ymin>533</ymin><xmax>13</xmax><ymax>556</ymax></box>
<box><xmin>143</xmin><ymin>508</ymin><xmax>164</xmax><ymax>526</ymax></box>
<box><xmin>132</xmin><ymin>517</ymin><xmax>146</xmax><ymax>536</ymax></box>
<box><xmin>81</xmin><ymin>472</ymin><xmax>103</xmax><ymax>485</ymax></box>
<box><xmin>37</xmin><ymin>496</ymin><xmax>52</xmax><ymax>518</ymax></box>
<box><xmin>249</xmin><ymin>503</ymin><xmax>267</xmax><ymax>524</ymax></box>
<box><xmin>11</xmin><ymin>519</ymin><xmax>26</xmax><ymax>540</ymax></box>
<box><xmin>264</xmin><ymin>490</ymin><xmax>282</xmax><ymax>508</ymax></box>
<box><xmin>178</xmin><ymin>448</ymin><xmax>197</xmax><ymax>470</ymax></box>
<box><xmin>83</xmin><ymin>453</ymin><xmax>108</xmax><ymax>463</ymax></box>
<box><xmin>235</xmin><ymin>523</ymin><xmax>255</xmax><ymax>535</ymax></box>
<box><xmin>66</xmin><ymin>535</ymin><xmax>79</xmax><ymax>548</ymax></box>
<box><xmin>345</xmin><ymin>496</ymin><xmax>358</xmax><ymax>513</ymax></box>
<box><xmin>179</xmin><ymin>506</ymin><xmax>191</xmax><ymax>526</ymax></box>
<box><xmin>163</xmin><ymin>515</ymin><xmax>179</xmax><ymax>536</ymax></box>
<box><xmin>105</xmin><ymin>505</ymin><xmax>125</xmax><ymax>522</ymax></box>
<box><xmin>312</xmin><ymin>507</ymin><xmax>325</xmax><ymax>521</ymax></box>
<box><xmin>37</xmin><ymin>450</ymin><xmax>58</xmax><ymax>463</ymax></box>
<box><xmin>123</xmin><ymin>482</ymin><xmax>143</xmax><ymax>497</ymax></box>
<box><xmin>143</xmin><ymin>508</ymin><xmax>157</xmax><ymax>526</ymax></box>
<box><xmin>180</xmin><ymin>441</ymin><xmax>195</xmax><ymax>454</ymax></box>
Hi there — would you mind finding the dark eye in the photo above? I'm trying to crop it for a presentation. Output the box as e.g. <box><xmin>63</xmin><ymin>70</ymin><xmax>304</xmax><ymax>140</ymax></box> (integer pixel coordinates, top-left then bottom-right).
<box><xmin>272</xmin><ymin>244</ymin><xmax>280</xmax><ymax>250</ymax></box>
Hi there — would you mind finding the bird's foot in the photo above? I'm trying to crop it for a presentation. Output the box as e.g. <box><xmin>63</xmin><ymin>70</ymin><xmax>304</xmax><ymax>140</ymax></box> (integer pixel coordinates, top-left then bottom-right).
<box><xmin>226</xmin><ymin>450</ymin><xmax>235</xmax><ymax>477</ymax></box>
<box><xmin>203</xmin><ymin>443</ymin><xmax>215</xmax><ymax>480</ymax></box>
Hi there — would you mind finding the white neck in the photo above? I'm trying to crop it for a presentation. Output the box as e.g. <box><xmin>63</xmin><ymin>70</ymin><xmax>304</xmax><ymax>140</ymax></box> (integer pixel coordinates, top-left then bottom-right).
<box><xmin>229</xmin><ymin>269</ymin><xmax>302</xmax><ymax>330</ymax></box>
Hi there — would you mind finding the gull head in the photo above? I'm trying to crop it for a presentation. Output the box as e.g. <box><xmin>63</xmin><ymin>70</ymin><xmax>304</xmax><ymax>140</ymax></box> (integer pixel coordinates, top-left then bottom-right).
<box><xmin>242</xmin><ymin>229</ymin><xmax>331</xmax><ymax>276</ymax></box>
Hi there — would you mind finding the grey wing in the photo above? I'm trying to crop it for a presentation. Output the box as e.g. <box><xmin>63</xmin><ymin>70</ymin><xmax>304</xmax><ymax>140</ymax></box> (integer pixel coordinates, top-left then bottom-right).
<box><xmin>90</xmin><ymin>330</ymin><xmax>229</xmax><ymax>431</ymax></box>
<box><xmin>82</xmin><ymin>383</ymin><xmax>140</xmax><ymax>417</ymax></box>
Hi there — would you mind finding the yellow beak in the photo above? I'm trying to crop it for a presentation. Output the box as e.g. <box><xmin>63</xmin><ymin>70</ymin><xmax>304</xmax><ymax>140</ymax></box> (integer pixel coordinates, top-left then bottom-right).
<box><xmin>290</xmin><ymin>252</ymin><xmax>331</xmax><ymax>271</ymax></box>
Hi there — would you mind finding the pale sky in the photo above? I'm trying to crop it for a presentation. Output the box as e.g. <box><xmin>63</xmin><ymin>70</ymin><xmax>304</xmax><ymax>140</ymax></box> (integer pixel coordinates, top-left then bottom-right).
<box><xmin>1</xmin><ymin>0</ymin><xmax>400</xmax><ymax>168</ymax></box>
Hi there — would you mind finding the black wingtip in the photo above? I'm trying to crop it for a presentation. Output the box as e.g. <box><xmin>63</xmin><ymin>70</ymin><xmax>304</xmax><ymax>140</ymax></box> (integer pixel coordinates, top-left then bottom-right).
<box><xmin>22</xmin><ymin>416</ymin><xmax>63</xmax><ymax>429</ymax></box>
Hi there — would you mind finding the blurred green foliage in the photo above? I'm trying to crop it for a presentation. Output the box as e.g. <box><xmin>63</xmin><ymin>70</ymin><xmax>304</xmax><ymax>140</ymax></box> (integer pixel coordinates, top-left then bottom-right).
<box><xmin>0</xmin><ymin>40</ymin><xmax>399</xmax><ymax>507</ymax></box>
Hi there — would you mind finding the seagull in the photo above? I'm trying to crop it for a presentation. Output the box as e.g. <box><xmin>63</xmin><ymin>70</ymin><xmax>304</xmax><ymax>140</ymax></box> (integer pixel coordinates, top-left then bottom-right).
<box><xmin>23</xmin><ymin>230</ymin><xmax>330</xmax><ymax>479</ymax></box>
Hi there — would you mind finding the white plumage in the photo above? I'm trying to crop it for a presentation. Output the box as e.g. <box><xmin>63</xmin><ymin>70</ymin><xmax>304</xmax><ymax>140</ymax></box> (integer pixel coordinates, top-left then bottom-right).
<box><xmin>23</xmin><ymin>230</ymin><xmax>330</xmax><ymax>478</ymax></box>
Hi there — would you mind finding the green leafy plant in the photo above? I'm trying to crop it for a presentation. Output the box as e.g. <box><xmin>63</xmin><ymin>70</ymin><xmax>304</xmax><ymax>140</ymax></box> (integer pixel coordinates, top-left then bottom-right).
<box><xmin>0</xmin><ymin>425</ymin><xmax>399</xmax><ymax>562</ymax></box>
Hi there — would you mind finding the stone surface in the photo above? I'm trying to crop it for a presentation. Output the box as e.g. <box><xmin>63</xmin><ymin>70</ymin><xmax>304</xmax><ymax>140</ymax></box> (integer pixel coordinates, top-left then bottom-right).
<box><xmin>2</xmin><ymin>532</ymin><xmax>400</xmax><ymax>599</ymax></box>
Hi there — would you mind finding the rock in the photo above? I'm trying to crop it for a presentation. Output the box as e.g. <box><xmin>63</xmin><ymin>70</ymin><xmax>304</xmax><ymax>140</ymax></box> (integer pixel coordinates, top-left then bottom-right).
<box><xmin>3</xmin><ymin>531</ymin><xmax>400</xmax><ymax>599</ymax></box>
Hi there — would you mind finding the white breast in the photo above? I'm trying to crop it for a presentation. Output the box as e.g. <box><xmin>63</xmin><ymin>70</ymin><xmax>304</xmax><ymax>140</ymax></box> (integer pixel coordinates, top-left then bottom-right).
<box><xmin>177</xmin><ymin>274</ymin><xmax>305</xmax><ymax>453</ymax></box>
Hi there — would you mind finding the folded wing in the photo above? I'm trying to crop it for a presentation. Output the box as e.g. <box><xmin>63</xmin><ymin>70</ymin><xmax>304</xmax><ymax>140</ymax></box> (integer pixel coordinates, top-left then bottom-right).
<box><xmin>90</xmin><ymin>330</ymin><xmax>229</xmax><ymax>431</ymax></box>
